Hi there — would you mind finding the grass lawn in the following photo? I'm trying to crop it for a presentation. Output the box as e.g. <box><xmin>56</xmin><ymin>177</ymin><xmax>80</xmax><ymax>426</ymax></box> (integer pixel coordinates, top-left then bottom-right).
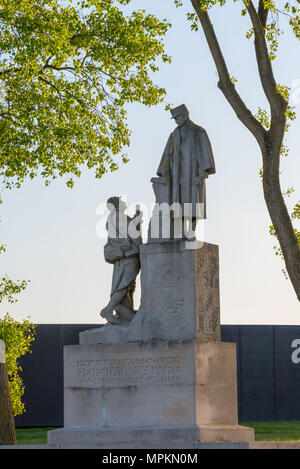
<box><xmin>241</xmin><ymin>421</ymin><xmax>300</xmax><ymax>441</ymax></box>
<box><xmin>16</xmin><ymin>427</ymin><xmax>57</xmax><ymax>445</ymax></box>
<box><xmin>15</xmin><ymin>421</ymin><xmax>300</xmax><ymax>445</ymax></box>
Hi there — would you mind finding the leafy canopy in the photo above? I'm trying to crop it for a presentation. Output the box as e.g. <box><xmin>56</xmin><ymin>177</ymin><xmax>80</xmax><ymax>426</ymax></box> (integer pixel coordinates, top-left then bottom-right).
<box><xmin>0</xmin><ymin>0</ymin><xmax>170</xmax><ymax>188</ymax></box>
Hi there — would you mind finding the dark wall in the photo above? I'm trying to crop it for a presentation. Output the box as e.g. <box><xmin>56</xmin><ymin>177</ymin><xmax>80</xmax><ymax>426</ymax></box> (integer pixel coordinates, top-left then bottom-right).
<box><xmin>15</xmin><ymin>324</ymin><xmax>96</xmax><ymax>428</ymax></box>
<box><xmin>14</xmin><ymin>324</ymin><xmax>300</xmax><ymax>427</ymax></box>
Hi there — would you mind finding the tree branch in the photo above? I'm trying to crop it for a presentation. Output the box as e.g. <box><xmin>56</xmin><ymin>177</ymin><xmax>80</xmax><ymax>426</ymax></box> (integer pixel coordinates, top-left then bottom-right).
<box><xmin>38</xmin><ymin>76</ymin><xmax>86</xmax><ymax>108</ymax></box>
<box><xmin>38</xmin><ymin>76</ymin><xmax>62</xmax><ymax>99</ymax></box>
<box><xmin>191</xmin><ymin>0</ymin><xmax>266</xmax><ymax>147</ymax></box>
<box><xmin>42</xmin><ymin>56</ymin><xmax>53</xmax><ymax>70</ymax></box>
<box><xmin>43</xmin><ymin>64</ymin><xmax>76</xmax><ymax>72</ymax></box>
<box><xmin>0</xmin><ymin>67</ymin><xmax>21</xmax><ymax>77</ymax></box>
<box><xmin>258</xmin><ymin>0</ymin><xmax>269</xmax><ymax>30</ymax></box>
<box><xmin>245</xmin><ymin>0</ymin><xmax>287</xmax><ymax>116</ymax></box>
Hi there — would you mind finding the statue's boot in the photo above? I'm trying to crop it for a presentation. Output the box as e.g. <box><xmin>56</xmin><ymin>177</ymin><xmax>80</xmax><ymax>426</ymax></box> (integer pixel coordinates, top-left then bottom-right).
<box><xmin>100</xmin><ymin>308</ymin><xmax>122</xmax><ymax>325</ymax></box>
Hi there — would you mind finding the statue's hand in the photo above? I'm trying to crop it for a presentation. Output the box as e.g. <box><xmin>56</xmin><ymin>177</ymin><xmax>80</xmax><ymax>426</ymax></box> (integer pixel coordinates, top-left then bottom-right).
<box><xmin>133</xmin><ymin>209</ymin><xmax>143</xmax><ymax>220</ymax></box>
<box><xmin>194</xmin><ymin>172</ymin><xmax>208</xmax><ymax>184</ymax></box>
<box><xmin>122</xmin><ymin>239</ymin><xmax>131</xmax><ymax>252</ymax></box>
<box><xmin>151</xmin><ymin>176</ymin><xmax>167</xmax><ymax>185</ymax></box>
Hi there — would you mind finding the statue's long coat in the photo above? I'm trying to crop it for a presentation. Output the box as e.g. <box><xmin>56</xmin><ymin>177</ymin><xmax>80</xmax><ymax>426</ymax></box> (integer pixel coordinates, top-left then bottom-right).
<box><xmin>156</xmin><ymin>120</ymin><xmax>216</xmax><ymax>218</ymax></box>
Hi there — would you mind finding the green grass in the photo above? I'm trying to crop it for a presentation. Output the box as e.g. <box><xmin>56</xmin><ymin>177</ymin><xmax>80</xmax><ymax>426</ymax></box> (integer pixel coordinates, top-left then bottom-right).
<box><xmin>15</xmin><ymin>421</ymin><xmax>300</xmax><ymax>445</ymax></box>
<box><xmin>241</xmin><ymin>421</ymin><xmax>300</xmax><ymax>442</ymax></box>
<box><xmin>16</xmin><ymin>427</ymin><xmax>57</xmax><ymax>445</ymax></box>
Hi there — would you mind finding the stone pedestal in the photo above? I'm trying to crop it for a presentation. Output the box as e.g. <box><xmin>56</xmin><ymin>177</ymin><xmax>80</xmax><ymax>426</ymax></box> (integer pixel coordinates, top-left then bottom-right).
<box><xmin>80</xmin><ymin>242</ymin><xmax>221</xmax><ymax>344</ymax></box>
<box><xmin>48</xmin><ymin>242</ymin><xmax>254</xmax><ymax>448</ymax></box>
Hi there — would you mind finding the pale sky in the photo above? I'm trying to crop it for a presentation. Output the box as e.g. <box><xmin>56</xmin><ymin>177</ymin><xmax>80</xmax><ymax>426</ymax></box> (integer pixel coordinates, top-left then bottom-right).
<box><xmin>1</xmin><ymin>0</ymin><xmax>300</xmax><ymax>324</ymax></box>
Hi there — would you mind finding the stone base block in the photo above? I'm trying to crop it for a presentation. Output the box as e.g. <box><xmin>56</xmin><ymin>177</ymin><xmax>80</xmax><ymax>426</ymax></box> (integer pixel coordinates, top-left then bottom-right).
<box><xmin>62</xmin><ymin>340</ymin><xmax>239</xmax><ymax>428</ymax></box>
<box><xmin>53</xmin><ymin>339</ymin><xmax>254</xmax><ymax>446</ymax></box>
<box><xmin>54</xmin><ymin>341</ymin><xmax>253</xmax><ymax>448</ymax></box>
<box><xmin>48</xmin><ymin>424</ymin><xmax>254</xmax><ymax>449</ymax></box>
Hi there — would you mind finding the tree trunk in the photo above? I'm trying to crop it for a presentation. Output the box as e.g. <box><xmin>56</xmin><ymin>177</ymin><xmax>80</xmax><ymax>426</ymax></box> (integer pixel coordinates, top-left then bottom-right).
<box><xmin>0</xmin><ymin>340</ymin><xmax>16</xmax><ymax>445</ymax></box>
<box><xmin>262</xmin><ymin>142</ymin><xmax>300</xmax><ymax>301</ymax></box>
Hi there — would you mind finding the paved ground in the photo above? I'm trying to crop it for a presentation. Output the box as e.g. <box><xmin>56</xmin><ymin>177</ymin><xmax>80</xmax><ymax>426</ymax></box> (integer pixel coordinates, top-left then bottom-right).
<box><xmin>1</xmin><ymin>442</ymin><xmax>300</xmax><ymax>449</ymax></box>
<box><xmin>250</xmin><ymin>442</ymin><xmax>300</xmax><ymax>449</ymax></box>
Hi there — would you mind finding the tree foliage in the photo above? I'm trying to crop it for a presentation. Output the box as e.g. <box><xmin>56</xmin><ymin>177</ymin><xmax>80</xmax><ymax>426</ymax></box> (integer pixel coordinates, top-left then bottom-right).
<box><xmin>0</xmin><ymin>226</ymin><xmax>35</xmax><ymax>416</ymax></box>
<box><xmin>0</xmin><ymin>0</ymin><xmax>170</xmax><ymax>188</ymax></box>
<box><xmin>0</xmin><ymin>313</ymin><xmax>36</xmax><ymax>416</ymax></box>
<box><xmin>0</xmin><ymin>245</ymin><xmax>28</xmax><ymax>304</ymax></box>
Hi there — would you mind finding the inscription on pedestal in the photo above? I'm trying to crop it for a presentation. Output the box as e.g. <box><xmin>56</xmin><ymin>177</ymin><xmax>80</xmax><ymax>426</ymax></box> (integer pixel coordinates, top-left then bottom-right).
<box><xmin>72</xmin><ymin>356</ymin><xmax>184</xmax><ymax>388</ymax></box>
